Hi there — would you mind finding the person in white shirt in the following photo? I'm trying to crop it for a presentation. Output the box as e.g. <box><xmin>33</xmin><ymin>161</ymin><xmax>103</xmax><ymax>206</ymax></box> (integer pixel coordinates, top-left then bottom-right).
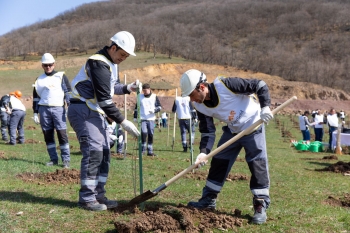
<box><xmin>7</xmin><ymin>90</ymin><xmax>26</xmax><ymax>145</ymax></box>
<box><xmin>133</xmin><ymin>83</ymin><xmax>162</xmax><ymax>156</ymax></box>
<box><xmin>161</xmin><ymin>112</ymin><xmax>168</xmax><ymax>128</ymax></box>
<box><xmin>327</xmin><ymin>108</ymin><xmax>339</xmax><ymax>150</ymax></box>
<box><xmin>314</xmin><ymin>109</ymin><xmax>325</xmax><ymax>142</ymax></box>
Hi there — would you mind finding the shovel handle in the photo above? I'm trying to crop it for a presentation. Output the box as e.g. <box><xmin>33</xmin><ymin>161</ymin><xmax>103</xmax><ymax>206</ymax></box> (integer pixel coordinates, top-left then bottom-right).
<box><xmin>164</xmin><ymin>96</ymin><xmax>297</xmax><ymax>187</ymax></box>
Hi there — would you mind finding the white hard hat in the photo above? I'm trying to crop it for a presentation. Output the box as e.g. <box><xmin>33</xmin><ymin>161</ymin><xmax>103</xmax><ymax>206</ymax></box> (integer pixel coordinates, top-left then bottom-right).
<box><xmin>110</xmin><ymin>31</ymin><xmax>136</xmax><ymax>56</ymax></box>
<box><xmin>180</xmin><ymin>69</ymin><xmax>206</xmax><ymax>97</ymax></box>
<box><xmin>41</xmin><ymin>53</ymin><xmax>55</xmax><ymax>64</ymax></box>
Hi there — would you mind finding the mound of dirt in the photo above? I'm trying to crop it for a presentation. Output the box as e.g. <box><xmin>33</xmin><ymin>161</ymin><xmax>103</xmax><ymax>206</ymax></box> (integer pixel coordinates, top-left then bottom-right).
<box><xmin>315</xmin><ymin>161</ymin><xmax>350</xmax><ymax>174</ymax></box>
<box><xmin>17</xmin><ymin>169</ymin><xmax>80</xmax><ymax>185</ymax></box>
<box><xmin>324</xmin><ymin>193</ymin><xmax>350</xmax><ymax>208</ymax></box>
<box><xmin>114</xmin><ymin>204</ymin><xmax>244</xmax><ymax>232</ymax></box>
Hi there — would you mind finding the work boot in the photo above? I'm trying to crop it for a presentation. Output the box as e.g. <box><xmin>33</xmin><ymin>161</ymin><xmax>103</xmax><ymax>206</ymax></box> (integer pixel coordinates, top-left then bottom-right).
<box><xmin>147</xmin><ymin>153</ymin><xmax>157</xmax><ymax>157</ymax></box>
<box><xmin>97</xmin><ymin>197</ymin><xmax>118</xmax><ymax>209</ymax></box>
<box><xmin>78</xmin><ymin>201</ymin><xmax>107</xmax><ymax>211</ymax></box>
<box><xmin>46</xmin><ymin>160</ymin><xmax>58</xmax><ymax>166</ymax></box>
<box><xmin>63</xmin><ymin>160</ymin><xmax>70</xmax><ymax>169</ymax></box>
<box><xmin>183</xmin><ymin>147</ymin><xmax>188</xmax><ymax>152</ymax></box>
<box><xmin>187</xmin><ymin>195</ymin><xmax>217</xmax><ymax>210</ymax></box>
<box><xmin>251</xmin><ymin>198</ymin><xmax>267</xmax><ymax>224</ymax></box>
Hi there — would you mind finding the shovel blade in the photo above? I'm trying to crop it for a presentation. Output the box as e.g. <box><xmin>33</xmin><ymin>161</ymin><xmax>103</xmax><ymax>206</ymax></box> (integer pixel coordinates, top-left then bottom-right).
<box><xmin>128</xmin><ymin>190</ymin><xmax>158</xmax><ymax>206</ymax></box>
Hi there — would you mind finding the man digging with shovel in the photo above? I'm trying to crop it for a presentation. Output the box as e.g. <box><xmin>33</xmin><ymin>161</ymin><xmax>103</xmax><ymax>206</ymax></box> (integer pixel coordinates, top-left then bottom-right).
<box><xmin>180</xmin><ymin>69</ymin><xmax>273</xmax><ymax>224</ymax></box>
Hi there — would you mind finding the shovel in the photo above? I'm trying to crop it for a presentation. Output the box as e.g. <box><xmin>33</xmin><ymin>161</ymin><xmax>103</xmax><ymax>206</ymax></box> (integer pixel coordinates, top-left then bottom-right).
<box><xmin>127</xmin><ymin>96</ymin><xmax>297</xmax><ymax>206</ymax></box>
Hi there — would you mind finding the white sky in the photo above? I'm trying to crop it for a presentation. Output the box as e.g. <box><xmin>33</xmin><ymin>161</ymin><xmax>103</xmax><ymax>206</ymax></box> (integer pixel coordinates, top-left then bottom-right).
<box><xmin>0</xmin><ymin>0</ymin><xmax>106</xmax><ymax>36</ymax></box>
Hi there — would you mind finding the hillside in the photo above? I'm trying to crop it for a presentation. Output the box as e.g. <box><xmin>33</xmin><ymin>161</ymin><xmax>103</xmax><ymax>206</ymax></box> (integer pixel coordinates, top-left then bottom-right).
<box><xmin>114</xmin><ymin>63</ymin><xmax>350</xmax><ymax>113</ymax></box>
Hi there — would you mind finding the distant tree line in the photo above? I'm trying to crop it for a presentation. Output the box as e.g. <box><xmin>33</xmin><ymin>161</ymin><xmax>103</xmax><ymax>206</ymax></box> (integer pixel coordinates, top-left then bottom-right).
<box><xmin>0</xmin><ymin>0</ymin><xmax>349</xmax><ymax>92</ymax></box>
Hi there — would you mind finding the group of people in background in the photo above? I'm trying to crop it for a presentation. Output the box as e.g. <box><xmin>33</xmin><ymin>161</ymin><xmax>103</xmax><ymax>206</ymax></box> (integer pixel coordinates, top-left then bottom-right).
<box><xmin>298</xmin><ymin>108</ymin><xmax>345</xmax><ymax>150</ymax></box>
<box><xmin>0</xmin><ymin>91</ymin><xmax>26</xmax><ymax>145</ymax></box>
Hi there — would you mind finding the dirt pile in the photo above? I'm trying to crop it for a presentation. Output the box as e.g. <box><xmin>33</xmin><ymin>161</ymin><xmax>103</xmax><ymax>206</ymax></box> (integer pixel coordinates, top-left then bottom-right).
<box><xmin>114</xmin><ymin>204</ymin><xmax>244</xmax><ymax>232</ymax></box>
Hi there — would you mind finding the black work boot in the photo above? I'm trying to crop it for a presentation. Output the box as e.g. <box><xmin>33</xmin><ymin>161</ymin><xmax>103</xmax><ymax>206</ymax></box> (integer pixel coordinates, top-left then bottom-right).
<box><xmin>183</xmin><ymin>147</ymin><xmax>188</xmax><ymax>152</ymax></box>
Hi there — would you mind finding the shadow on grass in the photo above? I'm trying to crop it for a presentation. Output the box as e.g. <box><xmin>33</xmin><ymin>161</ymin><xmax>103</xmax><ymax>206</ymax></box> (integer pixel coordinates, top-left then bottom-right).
<box><xmin>5</xmin><ymin>157</ymin><xmax>46</xmax><ymax>166</ymax></box>
<box><xmin>306</xmin><ymin>161</ymin><xmax>333</xmax><ymax>167</ymax></box>
<box><xmin>0</xmin><ymin>191</ymin><xmax>76</xmax><ymax>207</ymax></box>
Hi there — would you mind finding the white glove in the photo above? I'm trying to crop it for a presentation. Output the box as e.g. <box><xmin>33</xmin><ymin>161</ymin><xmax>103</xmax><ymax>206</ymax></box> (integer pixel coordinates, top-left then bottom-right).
<box><xmin>109</xmin><ymin>134</ymin><xmax>118</xmax><ymax>141</ymax></box>
<box><xmin>149</xmin><ymin>109</ymin><xmax>154</xmax><ymax>114</ymax></box>
<box><xmin>121</xmin><ymin>119</ymin><xmax>140</xmax><ymax>138</ymax></box>
<box><xmin>33</xmin><ymin>113</ymin><xmax>40</xmax><ymax>124</ymax></box>
<box><xmin>195</xmin><ymin>153</ymin><xmax>208</xmax><ymax>169</ymax></box>
<box><xmin>118</xmin><ymin>135</ymin><xmax>123</xmax><ymax>144</ymax></box>
<box><xmin>127</xmin><ymin>79</ymin><xmax>141</xmax><ymax>92</ymax></box>
<box><xmin>260</xmin><ymin>106</ymin><xmax>273</xmax><ymax>123</ymax></box>
<box><xmin>194</xmin><ymin>119</ymin><xmax>198</xmax><ymax>124</ymax></box>
<box><xmin>5</xmin><ymin>108</ymin><xmax>12</xmax><ymax>115</ymax></box>
<box><xmin>133</xmin><ymin>118</ymin><xmax>137</xmax><ymax>122</ymax></box>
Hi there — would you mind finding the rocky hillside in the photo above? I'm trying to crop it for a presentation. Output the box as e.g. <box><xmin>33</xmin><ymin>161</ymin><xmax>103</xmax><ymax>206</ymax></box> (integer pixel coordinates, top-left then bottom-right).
<box><xmin>114</xmin><ymin>63</ymin><xmax>350</xmax><ymax>114</ymax></box>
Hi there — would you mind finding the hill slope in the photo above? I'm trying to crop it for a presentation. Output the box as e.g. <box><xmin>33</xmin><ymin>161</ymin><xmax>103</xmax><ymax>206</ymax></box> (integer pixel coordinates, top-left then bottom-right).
<box><xmin>115</xmin><ymin>63</ymin><xmax>350</xmax><ymax>113</ymax></box>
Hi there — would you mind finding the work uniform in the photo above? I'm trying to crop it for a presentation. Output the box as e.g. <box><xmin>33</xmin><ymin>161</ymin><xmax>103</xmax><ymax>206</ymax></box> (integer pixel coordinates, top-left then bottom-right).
<box><xmin>327</xmin><ymin>113</ymin><xmax>339</xmax><ymax>150</ymax></box>
<box><xmin>33</xmin><ymin>71</ymin><xmax>71</xmax><ymax>163</ymax></box>
<box><xmin>8</xmin><ymin>96</ymin><xmax>26</xmax><ymax>145</ymax></box>
<box><xmin>314</xmin><ymin>113</ymin><xmax>324</xmax><ymax>142</ymax></box>
<box><xmin>172</xmin><ymin>96</ymin><xmax>197</xmax><ymax>151</ymax></box>
<box><xmin>68</xmin><ymin>47</ymin><xmax>131</xmax><ymax>204</ymax></box>
<box><xmin>0</xmin><ymin>94</ymin><xmax>11</xmax><ymax>141</ymax></box>
<box><xmin>161</xmin><ymin>112</ymin><xmax>167</xmax><ymax>128</ymax></box>
<box><xmin>133</xmin><ymin>93</ymin><xmax>161</xmax><ymax>155</ymax></box>
<box><xmin>194</xmin><ymin>76</ymin><xmax>271</xmax><ymax>208</ymax></box>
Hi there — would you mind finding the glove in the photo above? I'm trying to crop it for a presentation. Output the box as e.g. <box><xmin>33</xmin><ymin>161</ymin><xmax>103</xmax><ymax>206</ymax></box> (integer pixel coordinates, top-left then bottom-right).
<box><xmin>118</xmin><ymin>135</ymin><xmax>123</xmax><ymax>144</ymax></box>
<box><xmin>260</xmin><ymin>106</ymin><xmax>273</xmax><ymax>123</ymax></box>
<box><xmin>133</xmin><ymin>118</ymin><xmax>137</xmax><ymax>122</ymax></box>
<box><xmin>33</xmin><ymin>113</ymin><xmax>40</xmax><ymax>124</ymax></box>
<box><xmin>109</xmin><ymin>134</ymin><xmax>118</xmax><ymax>141</ymax></box>
<box><xmin>194</xmin><ymin>119</ymin><xmax>198</xmax><ymax>124</ymax></box>
<box><xmin>127</xmin><ymin>79</ymin><xmax>141</xmax><ymax>92</ymax></box>
<box><xmin>149</xmin><ymin>109</ymin><xmax>154</xmax><ymax>114</ymax></box>
<box><xmin>121</xmin><ymin>119</ymin><xmax>140</xmax><ymax>138</ymax></box>
<box><xmin>5</xmin><ymin>108</ymin><xmax>12</xmax><ymax>115</ymax></box>
<box><xmin>195</xmin><ymin>153</ymin><xmax>208</xmax><ymax>169</ymax></box>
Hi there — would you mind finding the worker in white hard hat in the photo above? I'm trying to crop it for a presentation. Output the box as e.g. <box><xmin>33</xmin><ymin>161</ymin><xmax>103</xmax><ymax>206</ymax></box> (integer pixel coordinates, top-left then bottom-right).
<box><xmin>68</xmin><ymin>31</ymin><xmax>140</xmax><ymax>211</ymax></box>
<box><xmin>33</xmin><ymin>53</ymin><xmax>71</xmax><ymax>168</ymax></box>
<box><xmin>181</xmin><ymin>69</ymin><xmax>273</xmax><ymax>225</ymax></box>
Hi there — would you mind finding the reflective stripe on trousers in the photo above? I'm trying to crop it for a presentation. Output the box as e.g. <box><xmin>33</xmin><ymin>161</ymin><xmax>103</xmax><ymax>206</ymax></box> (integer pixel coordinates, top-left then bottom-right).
<box><xmin>9</xmin><ymin>110</ymin><xmax>26</xmax><ymax>144</ymax></box>
<box><xmin>68</xmin><ymin>103</ymin><xmax>110</xmax><ymax>203</ymax></box>
<box><xmin>38</xmin><ymin>106</ymin><xmax>70</xmax><ymax>161</ymax></box>
<box><xmin>141</xmin><ymin>120</ymin><xmax>155</xmax><ymax>153</ymax></box>
<box><xmin>202</xmin><ymin>125</ymin><xmax>271</xmax><ymax>207</ymax></box>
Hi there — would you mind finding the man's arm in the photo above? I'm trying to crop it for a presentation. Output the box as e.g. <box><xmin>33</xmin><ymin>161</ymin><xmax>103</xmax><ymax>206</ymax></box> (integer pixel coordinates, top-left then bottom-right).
<box><xmin>32</xmin><ymin>84</ymin><xmax>40</xmax><ymax>114</ymax></box>
<box><xmin>62</xmin><ymin>74</ymin><xmax>71</xmax><ymax>106</ymax></box>
<box><xmin>154</xmin><ymin>96</ymin><xmax>162</xmax><ymax>113</ymax></box>
<box><xmin>87</xmin><ymin>59</ymin><xmax>125</xmax><ymax>123</ymax></box>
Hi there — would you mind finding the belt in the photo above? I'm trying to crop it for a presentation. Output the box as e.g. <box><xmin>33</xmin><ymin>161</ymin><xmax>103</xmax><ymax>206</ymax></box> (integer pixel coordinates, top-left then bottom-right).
<box><xmin>70</xmin><ymin>99</ymin><xmax>86</xmax><ymax>104</ymax></box>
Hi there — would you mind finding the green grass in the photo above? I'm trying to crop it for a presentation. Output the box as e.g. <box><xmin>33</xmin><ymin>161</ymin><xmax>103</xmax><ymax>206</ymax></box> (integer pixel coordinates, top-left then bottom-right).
<box><xmin>0</xmin><ymin>112</ymin><xmax>349</xmax><ymax>232</ymax></box>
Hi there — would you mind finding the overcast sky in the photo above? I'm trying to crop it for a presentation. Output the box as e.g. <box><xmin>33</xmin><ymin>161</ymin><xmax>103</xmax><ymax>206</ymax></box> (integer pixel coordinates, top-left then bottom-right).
<box><xmin>0</xmin><ymin>0</ymin><xmax>106</xmax><ymax>36</ymax></box>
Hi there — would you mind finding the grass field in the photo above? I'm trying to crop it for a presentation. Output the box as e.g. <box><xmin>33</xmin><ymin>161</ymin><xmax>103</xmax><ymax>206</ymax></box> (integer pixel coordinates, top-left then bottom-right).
<box><xmin>0</xmin><ymin>111</ymin><xmax>349</xmax><ymax>232</ymax></box>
